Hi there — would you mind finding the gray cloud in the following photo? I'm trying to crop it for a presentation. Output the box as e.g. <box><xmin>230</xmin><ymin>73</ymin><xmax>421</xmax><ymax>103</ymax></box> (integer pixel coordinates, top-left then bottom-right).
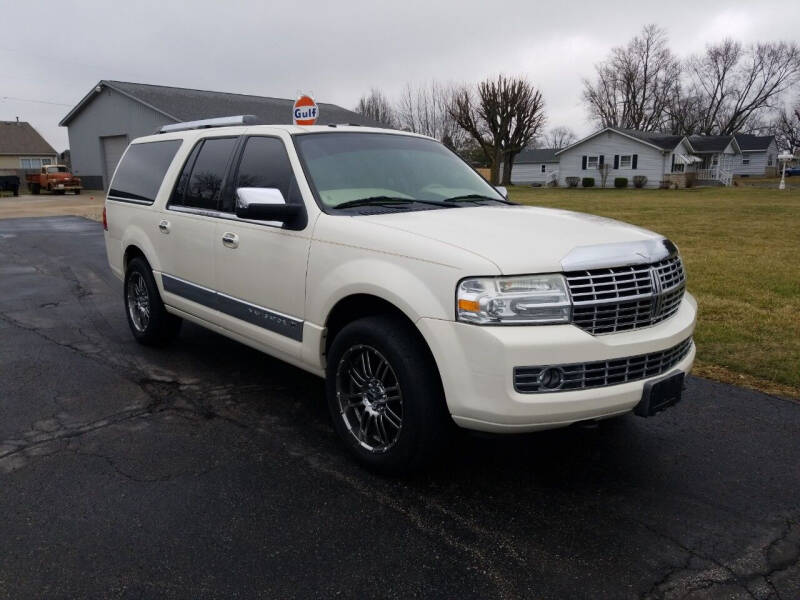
<box><xmin>2</xmin><ymin>0</ymin><xmax>798</xmax><ymax>151</ymax></box>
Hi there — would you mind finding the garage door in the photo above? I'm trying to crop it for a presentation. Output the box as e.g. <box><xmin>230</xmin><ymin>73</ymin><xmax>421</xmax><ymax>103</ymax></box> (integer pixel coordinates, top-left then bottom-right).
<box><xmin>102</xmin><ymin>135</ymin><xmax>129</xmax><ymax>189</ymax></box>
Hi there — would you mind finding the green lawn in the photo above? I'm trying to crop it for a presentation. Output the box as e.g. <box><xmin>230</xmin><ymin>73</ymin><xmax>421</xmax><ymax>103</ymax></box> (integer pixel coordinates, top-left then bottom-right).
<box><xmin>507</xmin><ymin>182</ymin><xmax>800</xmax><ymax>397</ymax></box>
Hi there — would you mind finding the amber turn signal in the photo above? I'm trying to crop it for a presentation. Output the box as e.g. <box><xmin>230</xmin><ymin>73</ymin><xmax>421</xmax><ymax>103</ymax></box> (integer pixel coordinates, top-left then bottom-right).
<box><xmin>457</xmin><ymin>299</ymin><xmax>480</xmax><ymax>312</ymax></box>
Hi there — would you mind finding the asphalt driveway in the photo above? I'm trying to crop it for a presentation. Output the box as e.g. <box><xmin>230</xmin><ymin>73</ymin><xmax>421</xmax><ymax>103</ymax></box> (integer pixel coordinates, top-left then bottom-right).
<box><xmin>0</xmin><ymin>216</ymin><xmax>798</xmax><ymax>599</ymax></box>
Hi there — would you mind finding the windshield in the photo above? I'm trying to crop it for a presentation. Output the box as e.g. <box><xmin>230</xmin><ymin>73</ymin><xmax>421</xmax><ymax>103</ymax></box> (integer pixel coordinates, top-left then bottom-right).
<box><xmin>293</xmin><ymin>132</ymin><xmax>504</xmax><ymax>209</ymax></box>
<box><xmin>46</xmin><ymin>166</ymin><xmax>67</xmax><ymax>173</ymax></box>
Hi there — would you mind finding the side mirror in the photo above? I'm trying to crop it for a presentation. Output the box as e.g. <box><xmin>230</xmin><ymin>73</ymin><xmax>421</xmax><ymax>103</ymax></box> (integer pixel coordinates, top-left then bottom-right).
<box><xmin>235</xmin><ymin>187</ymin><xmax>304</xmax><ymax>226</ymax></box>
<box><xmin>495</xmin><ymin>185</ymin><xmax>508</xmax><ymax>198</ymax></box>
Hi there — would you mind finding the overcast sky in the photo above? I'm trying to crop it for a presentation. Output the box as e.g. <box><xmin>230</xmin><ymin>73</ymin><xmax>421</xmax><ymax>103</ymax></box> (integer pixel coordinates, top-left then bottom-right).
<box><xmin>2</xmin><ymin>0</ymin><xmax>799</xmax><ymax>152</ymax></box>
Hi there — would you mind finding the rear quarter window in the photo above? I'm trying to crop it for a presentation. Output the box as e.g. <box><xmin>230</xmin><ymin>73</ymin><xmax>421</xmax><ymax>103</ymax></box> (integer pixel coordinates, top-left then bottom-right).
<box><xmin>109</xmin><ymin>140</ymin><xmax>182</xmax><ymax>204</ymax></box>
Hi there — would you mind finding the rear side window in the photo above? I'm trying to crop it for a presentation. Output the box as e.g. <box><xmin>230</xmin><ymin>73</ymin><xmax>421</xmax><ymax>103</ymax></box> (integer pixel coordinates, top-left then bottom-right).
<box><xmin>170</xmin><ymin>137</ymin><xmax>237</xmax><ymax>211</ymax></box>
<box><xmin>109</xmin><ymin>140</ymin><xmax>181</xmax><ymax>204</ymax></box>
<box><xmin>222</xmin><ymin>136</ymin><xmax>299</xmax><ymax>212</ymax></box>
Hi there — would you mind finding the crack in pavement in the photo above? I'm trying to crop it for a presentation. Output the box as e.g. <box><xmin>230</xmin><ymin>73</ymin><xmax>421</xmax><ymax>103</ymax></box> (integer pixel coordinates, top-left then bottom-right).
<box><xmin>640</xmin><ymin>516</ymin><xmax>800</xmax><ymax>599</ymax></box>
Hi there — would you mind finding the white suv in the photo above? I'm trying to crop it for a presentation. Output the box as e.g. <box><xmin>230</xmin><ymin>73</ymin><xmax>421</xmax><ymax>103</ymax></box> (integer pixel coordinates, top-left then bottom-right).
<box><xmin>104</xmin><ymin>116</ymin><xmax>697</xmax><ymax>472</ymax></box>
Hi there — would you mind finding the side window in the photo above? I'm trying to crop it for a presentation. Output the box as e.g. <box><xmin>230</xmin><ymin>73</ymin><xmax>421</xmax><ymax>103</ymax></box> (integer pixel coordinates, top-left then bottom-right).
<box><xmin>222</xmin><ymin>136</ymin><xmax>299</xmax><ymax>213</ymax></box>
<box><xmin>109</xmin><ymin>140</ymin><xmax>181</xmax><ymax>204</ymax></box>
<box><xmin>171</xmin><ymin>137</ymin><xmax>237</xmax><ymax>211</ymax></box>
<box><xmin>169</xmin><ymin>143</ymin><xmax>201</xmax><ymax>207</ymax></box>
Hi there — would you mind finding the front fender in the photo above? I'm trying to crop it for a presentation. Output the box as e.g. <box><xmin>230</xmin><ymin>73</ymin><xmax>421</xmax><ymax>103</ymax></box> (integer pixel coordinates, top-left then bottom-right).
<box><xmin>307</xmin><ymin>255</ymin><xmax>454</xmax><ymax>327</ymax></box>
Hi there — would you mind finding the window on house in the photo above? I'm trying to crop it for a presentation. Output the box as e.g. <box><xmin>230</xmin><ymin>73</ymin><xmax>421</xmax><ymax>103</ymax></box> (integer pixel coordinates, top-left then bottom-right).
<box><xmin>540</xmin><ymin>164</ymin><xmax>546</xmax><ymax>173</ymax></box>
<box><xmin>768</xmin><ymin>155</ymin><xmax>774</xmax><ymax>166</ymax></box>
<box><xmin>742</xmin><ymin>158</ymin><xmax>750</xmax><ymax>165</ymax></box>
<box><xmin>20</xmin><ymin>157</ymin><xmax>53</xmax><ymax>169</ymax></box>
<box><xmin>672</xmin><ymin>163</ymin><xmax>685</xmax><ymax>173</ymax></box>
<box><xmin>620</xmin><ymin>155</ymin><xmax>632</xmax><ymax>168</ymax></box>
<box><xmin>587</xmin><ymin>156</ymin><xmax>599</xmax><ymax>169</ymax></box>
<box><xmin>711</xmin><ymin>155</ymin><xmax>719</xmax><ymax>166</ymax></box>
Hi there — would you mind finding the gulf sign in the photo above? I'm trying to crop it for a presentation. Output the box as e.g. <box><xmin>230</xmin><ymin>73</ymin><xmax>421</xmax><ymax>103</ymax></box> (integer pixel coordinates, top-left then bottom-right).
<box><xmin>293</xmin><ymin>95</ymin><xmax>318</xmax><ymax>125</ymax></box>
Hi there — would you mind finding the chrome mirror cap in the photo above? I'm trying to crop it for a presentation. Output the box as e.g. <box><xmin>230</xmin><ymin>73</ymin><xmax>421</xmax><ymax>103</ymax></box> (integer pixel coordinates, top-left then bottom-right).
<box><xmin>235</xmin><ymin>187</ymin><xmax>286</xmax><ymax>209</ymax></box>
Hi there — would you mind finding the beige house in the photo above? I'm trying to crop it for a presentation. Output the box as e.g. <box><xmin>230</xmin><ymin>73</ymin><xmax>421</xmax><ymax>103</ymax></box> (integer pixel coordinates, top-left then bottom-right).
<box><xmin>0</xmin><ymin>120</ymin><xmax>58</xmax><ymax>173</ymax></box>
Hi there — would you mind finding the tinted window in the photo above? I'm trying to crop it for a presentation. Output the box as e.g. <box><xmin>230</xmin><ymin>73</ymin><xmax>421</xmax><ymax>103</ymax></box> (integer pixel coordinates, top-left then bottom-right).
<box><xmin>109</xmin><ymin>140</ymin><xmax>181</xmax><ymax>203</ymax></box>
<box><xmin>171</xmin><ymin>137</ymin><xmax>237</xmax><ymax>210</ymax></box>
<box><xmin>293</xmin><ymin>132</ymin><xmax>503</xmax><ymax>208</ymax></box>
<box><xmin>222</xmin><ymin>137</ymin><xmax>299</xmax><ymax>212</ymax></box>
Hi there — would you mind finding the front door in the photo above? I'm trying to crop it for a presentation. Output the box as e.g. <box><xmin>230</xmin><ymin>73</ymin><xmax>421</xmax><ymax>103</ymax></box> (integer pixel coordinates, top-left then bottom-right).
<box><xmin>212</xmin><ymin>135</ymin><xmax>311</xmax><ymax>358</ymax></box>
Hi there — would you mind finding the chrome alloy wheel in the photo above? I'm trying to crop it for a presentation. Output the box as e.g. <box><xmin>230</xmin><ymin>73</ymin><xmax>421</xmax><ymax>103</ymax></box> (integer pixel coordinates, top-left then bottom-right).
<box><xmin>126</xmin><ymin>272</ymin><xmax>151</xmax><ymax>333</ymax></box>
<box><xmin>335</xmin><ymin>344</ymin><xmax>403</xmax><ymax>453</ymax></box>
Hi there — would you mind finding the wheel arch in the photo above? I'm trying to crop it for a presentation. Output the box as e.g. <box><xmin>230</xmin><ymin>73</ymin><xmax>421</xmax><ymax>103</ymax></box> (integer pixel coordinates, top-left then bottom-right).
<box><xmin>322</xmin><ymin>293</ymin><xmax>446</xmax><ymax>398</ymax></box>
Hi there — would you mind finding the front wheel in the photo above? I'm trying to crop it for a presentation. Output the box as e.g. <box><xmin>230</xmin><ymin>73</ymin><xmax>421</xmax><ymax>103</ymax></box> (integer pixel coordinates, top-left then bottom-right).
<box><xmin>124</xmin><ymin>257</ymin><xmax>182</xmax><ymax>345</ymax></box>
<box><xmin>326</xmin><ymin>315</ymin><xmax>449</xmax><ymax>473</ymax></box>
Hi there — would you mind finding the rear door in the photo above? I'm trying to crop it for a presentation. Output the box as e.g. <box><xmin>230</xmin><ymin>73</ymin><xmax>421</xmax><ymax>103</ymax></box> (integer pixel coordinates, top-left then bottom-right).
<box><xmin>156</xmin><ymin>136</ymin><xmax>238</xmax><ymax>319</ymax></box>
<box><xmin>211</xmin><ymin>135</ymin><xmax>311</xmax><ymax>357</ymax></box>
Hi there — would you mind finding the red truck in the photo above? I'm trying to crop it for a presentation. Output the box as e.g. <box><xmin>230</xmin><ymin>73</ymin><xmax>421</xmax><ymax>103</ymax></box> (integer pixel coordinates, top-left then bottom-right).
<box><xmin>26</xmin><ymin>165</ymin><xmax>82</xmax><ymax>195</ymax></box>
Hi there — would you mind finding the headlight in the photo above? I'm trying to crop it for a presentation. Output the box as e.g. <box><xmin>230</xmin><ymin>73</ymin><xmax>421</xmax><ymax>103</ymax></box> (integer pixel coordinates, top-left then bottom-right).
<box><xmin>456</xmin><ymin>274</ymin><xmax>571</xmax><ymax>325</ymax></box>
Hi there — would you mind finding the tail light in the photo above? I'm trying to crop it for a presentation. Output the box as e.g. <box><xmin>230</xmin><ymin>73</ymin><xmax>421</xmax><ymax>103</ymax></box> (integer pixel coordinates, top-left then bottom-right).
<box><xmin>102</xmin><ymin>206</ymin><xmax>108</xmax><ymax>231</ymax></box>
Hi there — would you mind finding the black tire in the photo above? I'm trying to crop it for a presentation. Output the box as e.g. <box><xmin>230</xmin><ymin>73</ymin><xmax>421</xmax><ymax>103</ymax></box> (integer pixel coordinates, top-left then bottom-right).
<box><xmin>74</xmin><ymin>189</ymin><xmax>81</xmax><ymax>195</ymax></box>
<box><xmin>30</xmin><ymin>184</ymin><xmax>40</xmax><ymax>195</ymax></box>
<box><xmin>124</xmin><ymin>257</ymin><xmax>182</xmax><ymax>346</ymax></box>
<box><xmin>325</xmin><ymin>315</ymin><xmax>450</xmax><ymax>474</ymax></box>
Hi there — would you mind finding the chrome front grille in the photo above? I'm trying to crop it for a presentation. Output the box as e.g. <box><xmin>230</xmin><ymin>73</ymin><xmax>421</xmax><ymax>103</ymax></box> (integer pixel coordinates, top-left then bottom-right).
<box><xmin>565</xmin><ymin>255</ymin><xmax>686</xmax><ymax>335</ymax></box>
<box><xmin>514</xmin><ymin>337</ymin><xmax>693</xmax><ymax>393</ymax></box>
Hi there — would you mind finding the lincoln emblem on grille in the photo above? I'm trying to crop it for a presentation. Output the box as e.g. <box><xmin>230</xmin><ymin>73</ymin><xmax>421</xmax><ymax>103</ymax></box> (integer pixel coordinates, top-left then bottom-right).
<box><xmin>649</xmin><ymin>266</ymin><xmax>665</xmax><ymax>319</ymax></box>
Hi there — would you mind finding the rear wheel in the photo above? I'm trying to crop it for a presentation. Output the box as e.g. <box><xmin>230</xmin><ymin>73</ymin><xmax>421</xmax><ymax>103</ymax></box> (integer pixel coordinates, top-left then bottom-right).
<box><xmin>124</xmin><ymin>257</ymin><xmax>182</xmax><ymax>345</ymax></box>
<box><xmin>326</xmin><ymin>315</ymin><xmax>449</xmax><ymax>473</ymax></box>
<box><xmin>30</xmin><ymin>184</ymin><xmax>40</xmax><ymax>195</ymax></box>
<box><xmin>74</xmin><ymin>189</ymin><xmax>81</xmax><ymax>195</ymax></box>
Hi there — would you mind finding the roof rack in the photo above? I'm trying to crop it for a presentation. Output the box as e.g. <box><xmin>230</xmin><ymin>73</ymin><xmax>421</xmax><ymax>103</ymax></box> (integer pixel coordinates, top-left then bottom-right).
<box><xmin>158</xmin><ymin>115</ymin><xmax>262</xmax><ymax>134</ymax></box>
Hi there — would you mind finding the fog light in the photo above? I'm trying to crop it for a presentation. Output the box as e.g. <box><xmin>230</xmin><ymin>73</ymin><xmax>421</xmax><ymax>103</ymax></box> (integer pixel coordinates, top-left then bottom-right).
<box><xmin>538</xmin><ymin>367</ymin><xmax>564</xmax><ymax>390</ymax></box>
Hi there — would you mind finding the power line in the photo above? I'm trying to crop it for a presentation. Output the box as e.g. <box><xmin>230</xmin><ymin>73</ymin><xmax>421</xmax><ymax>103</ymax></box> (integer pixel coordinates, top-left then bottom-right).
<box><xmin>0</xmin><ymin>96</ymin><xmax>72</xmax><ymax>107</ymax></box>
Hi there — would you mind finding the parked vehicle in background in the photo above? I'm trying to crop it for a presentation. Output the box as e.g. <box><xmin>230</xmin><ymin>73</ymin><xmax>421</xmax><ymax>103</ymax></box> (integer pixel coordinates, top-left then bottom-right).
<box><xmin>104</xmin><ymin>116</ymin><xmax>697</xmax><ymax>473</ymax></box>
<box><xmin>784</xmin><ymin>166</ymin><xmax>800</xmax><ymax>176</ymax></box>
<box><xmin>0</xmin><ymin>172</ymin><xmax>20</xmax><ymax>196</ymax></box>
<box><xmin>26</xmin><ymin>165</ymin><xmax>82</xmax><ymax>195</ymax></box>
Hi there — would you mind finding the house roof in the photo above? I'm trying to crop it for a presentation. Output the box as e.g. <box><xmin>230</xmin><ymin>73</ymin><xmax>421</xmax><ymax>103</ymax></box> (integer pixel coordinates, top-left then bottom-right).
<box><xmin>612</xmin><ymin>129</ymin><xmax>685</xmax><ymax>151</ymax></box>
<box><xmin>555</xmin><ymin>127</ymin><xmax>686</xmax><ymax>155</ymax></box>
<box><xmin>0</xmin><ymin>121</ymin><xmax>57</xmax><ymax>155</ymax></box>
<box><xmin>60</xmin><ymin>80</ymin><xmax>379</xmax><ymax>127</ymax></box>
<box><xmin>687</xmin><ymin>135</ymin><xmax>739</xmax><ymax>153</ymax></box>
<box><xmin>515</xmin><ymin>148</ymin><xmax>559</xmax><ymax>163</ymax></box>
<box><xmin>734</xmin><ymin>133</ymin><xmax>775</xmax><ymax>152</ymax></box>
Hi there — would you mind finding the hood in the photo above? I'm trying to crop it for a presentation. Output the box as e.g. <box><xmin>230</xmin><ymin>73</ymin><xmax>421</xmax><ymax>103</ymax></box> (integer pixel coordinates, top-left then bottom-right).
<box><xmin>361</xmin><ymin>205</ymin><xmax>662</xmax><ymax>274</ymax></box>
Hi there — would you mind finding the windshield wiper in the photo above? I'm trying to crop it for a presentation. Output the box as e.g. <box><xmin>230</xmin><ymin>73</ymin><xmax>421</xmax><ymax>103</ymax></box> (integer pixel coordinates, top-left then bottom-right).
<box><xmin>444</xmin><ymin>194</ymin><xmax>515</xmax><ymax>205</ymax></box>
<box><xmin>332</xmin><ymin>196</ymin><xmax>454</xmax><ymax>210</ymax></box>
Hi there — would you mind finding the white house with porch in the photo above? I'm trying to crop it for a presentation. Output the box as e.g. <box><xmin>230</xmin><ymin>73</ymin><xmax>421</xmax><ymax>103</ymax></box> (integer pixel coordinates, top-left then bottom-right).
<box><xmin>554</xmin><ymin>127</ymin><xmax>764</xmax><ymax>188</ymax></box>
<box><xmin>687</xmin><ymin>135</ymin><xmax>742</xmax><ymax>186</ymax></box>
<box><xmin>556</xmin><ymin>128</ymin><xmax>708</xmax><ymax>188</ymax></box>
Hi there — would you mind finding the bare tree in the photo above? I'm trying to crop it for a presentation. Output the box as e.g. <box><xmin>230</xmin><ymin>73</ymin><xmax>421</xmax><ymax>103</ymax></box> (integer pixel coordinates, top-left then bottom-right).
<box><xmin>681</xmin><ymin>40</ymin><xmax>800</xmax><ymax>134</ymax></box>
<box><xmin>354</xmin><ymin>88</ymin><xmax>396</xmax><ymax>127</ymax></box>
<box><xmin>394</xmin><ymin>82</ymin><xmax>467</xmax><ymax>150</ymax></box>
<box><xmin>771</xmin><ymin>100</ymin><xmax>800</xmax><ymax>153</ymax></box>
<box><xmin>449</xmin><ymin>75</ymin><xmax>546</xmax><ymax>184</ymax></box>
<box><xmin>583</xmin><ymin>24</ymin><xmax>681</xmax><ymax>131</ymax></box>
<box><xmin>543</xmin><ymin>126</ymin><xmax>577</xmax><ymax>149</ymax></box>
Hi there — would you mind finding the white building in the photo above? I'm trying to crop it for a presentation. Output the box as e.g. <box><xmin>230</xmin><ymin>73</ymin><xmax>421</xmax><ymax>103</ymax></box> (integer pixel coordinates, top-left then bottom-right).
<box><xmin>556</xmin><ymin>128</ymin><xmax>699</xmax><ymax>188</ymax></box>
<box><xmin>509</xmin><ymin>148</ymin><xmax>559</xmax><ymax>185</ymax></box>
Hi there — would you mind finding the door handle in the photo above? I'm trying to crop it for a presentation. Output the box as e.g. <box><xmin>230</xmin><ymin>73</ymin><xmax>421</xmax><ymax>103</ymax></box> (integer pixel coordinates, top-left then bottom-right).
<box><xmin>221</xmin><ymin>232</ymin><xmax>239</xmax><ymax>249</ymax></box>
<box><xmin>158</xmin><ymin>220</ymin><xmax>170</xmax><ymax>234</ymax></box>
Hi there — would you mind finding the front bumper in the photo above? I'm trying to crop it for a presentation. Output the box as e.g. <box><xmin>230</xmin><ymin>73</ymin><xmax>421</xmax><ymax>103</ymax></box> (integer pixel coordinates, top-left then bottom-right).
<box><xmin>418</xmin><ymin>293</ymin><xmax>697</xmax><ymax>433</ymax></box>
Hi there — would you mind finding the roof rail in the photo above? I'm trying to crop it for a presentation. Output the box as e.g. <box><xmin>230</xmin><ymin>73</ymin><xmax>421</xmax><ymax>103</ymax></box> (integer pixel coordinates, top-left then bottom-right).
<box><xmin>158</xmin><ymin>115</ymin><xmax>262</xmax><ymax>134</ymax></box>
